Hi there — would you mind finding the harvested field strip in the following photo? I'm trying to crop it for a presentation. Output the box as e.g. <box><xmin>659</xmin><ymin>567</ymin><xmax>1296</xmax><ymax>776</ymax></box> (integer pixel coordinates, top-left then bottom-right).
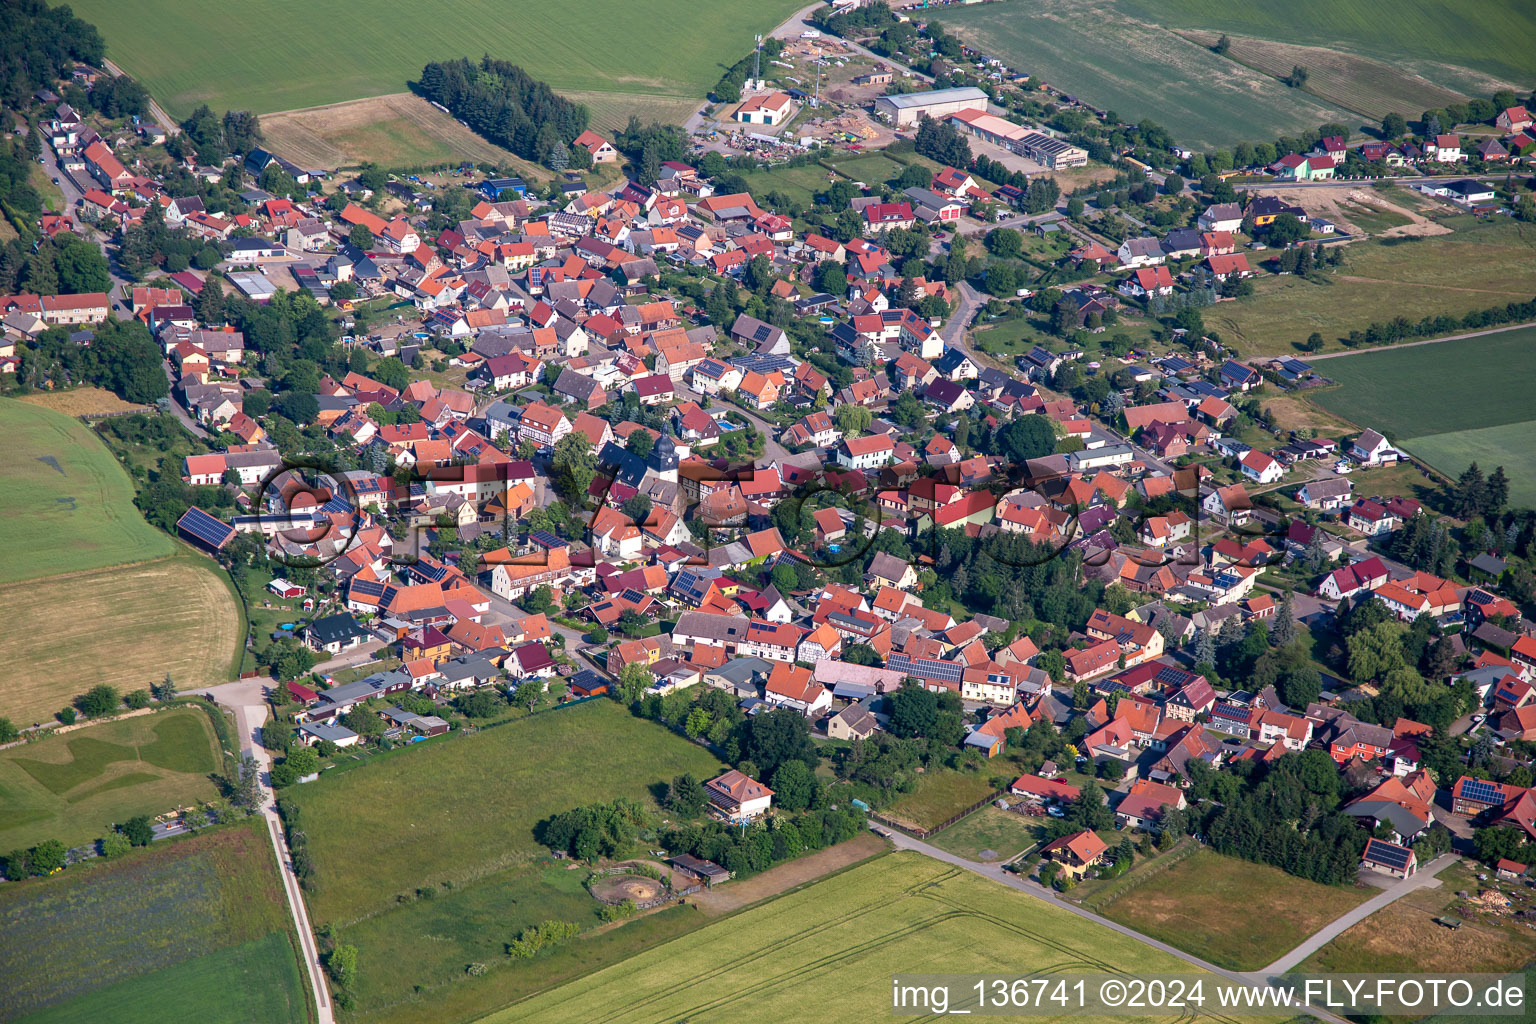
<box><xmin>258</xmin><ymin>93</ymin><xmax>540</xmax><ymax>172</ymax></box>
<box><xmin>0</xmin><ymin>554</ymin><xmax>242</xmax><ymax>726</ymax></box>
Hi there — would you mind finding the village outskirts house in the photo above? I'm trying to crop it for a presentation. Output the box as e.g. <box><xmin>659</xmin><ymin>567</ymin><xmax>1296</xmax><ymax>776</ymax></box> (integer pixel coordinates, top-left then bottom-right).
<box><xmin>704</xmin><ymin>769</ymin><xmax>774</xmax><ymax>822</ymax></box>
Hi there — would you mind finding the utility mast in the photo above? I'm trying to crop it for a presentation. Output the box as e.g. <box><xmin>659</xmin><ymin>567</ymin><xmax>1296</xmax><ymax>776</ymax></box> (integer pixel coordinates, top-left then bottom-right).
<box><xmin>753</xmin><ymin>34</ymin><xmax>763</xmax><ymax>88</ymax></box>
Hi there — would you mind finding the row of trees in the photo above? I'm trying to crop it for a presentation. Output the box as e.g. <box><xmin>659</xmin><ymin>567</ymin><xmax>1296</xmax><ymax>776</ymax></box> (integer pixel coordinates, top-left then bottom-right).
<box><xmin>1336</xmin><ymin>293</ymin><xmax>1536</xmax><ymax>351</ymax></box>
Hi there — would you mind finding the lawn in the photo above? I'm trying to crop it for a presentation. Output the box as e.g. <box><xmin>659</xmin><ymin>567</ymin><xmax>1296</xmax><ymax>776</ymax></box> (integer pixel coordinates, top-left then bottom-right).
<box><xmin>1097</xmin><ymin>848</ymin><xmax>1372</xmax><ymax>970</ymax></box>
<box><xmin>1211</xmin><ymin>219</ymin><xmax>1536</xmax><ymax>356</ymax></box>
<box><xmin>929</xmin><ymin>806</ymin><xmax>1043</xmax><ymax>862</ymax></box>
<box><xmin>0</xmin><ymin>398</ymin><xmax>172</xmax><ymax>584</ymax></box>
<box><xmin>1299</xmin><ymin>860</ymin><xmax>1536</xmax><ymax>973</ymax></box>
<box><xmin>490</xmin><ymin>851</ymin><xmax>1204</xmax><ymax>1024</ymax></box>
<box><xmin>0</xmin><ymin>821</ymin><xmax>308</xmax><ymax>1023</ymax></box>
<box><xmin>0</xmin><ymin>706</ymin><xmax>225</xmax><ymax>851</ymax></box>
<box><xmin>69</xmin><ymin>0</ymin><xmax>807</xmax><ymax>119</ymax></box>
<box><xmin>932</xmin><ymin>0</ymin><xmax>1360</xmax><ymax>151</ymax></box>
<box><xmin>885</xmin><ymin>768</ymin><xmax>1000</xmax><ymax>831</ymax></box>
<box><xmin>282</xmin><ymin>699</ymin><xmax>724</xmax><ymax>925</ymax></box>
<box><xmin>0</xmin><ymin>550</ymin><xmax>242</xmax><ymax>726</ymax></box>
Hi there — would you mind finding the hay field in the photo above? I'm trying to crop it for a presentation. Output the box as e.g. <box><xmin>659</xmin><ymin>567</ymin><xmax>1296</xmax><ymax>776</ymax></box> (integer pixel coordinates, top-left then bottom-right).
<box><xmin>16</xmin><ymin>387</ymin><xmax>150</xmax><ymax>417</ymax></box>
<box><xmin>559</xmin><ymin>91</ymin><xmax>706</xmax><ymax>135</ymax></box>
<box><xmin>0</xmin><ymin>398</ymin><xmax>172</xmax><ymax>584</ymax></box>
<box><xmin>282</xmin><ymin>698</ymin><xmax>723</xmax><ymax>924</ymax></box>
<box><xmin>0</xmin><ymin>554</ymin><xmax>241</xmax><ymax>726</ymax></box>
<box><xmin>0</xmin><ymin>706</ymin><xmax>224</xmax><ymax>851</ymax></box>
<box><xmin>66</xmin><ymin>0</ymin><xmax>807</xmax><ymax>119</ymax></box>
<box><xmin>259</xmin><ymin>93</ymin><xmax>533</xmax><ymax>171</ymax></box>
<box><xmin>490</xmin><ymin>851</ymin><xmax>1203</xmax><ymax>1024</ymax></box>
<box><xmin>1212</xmin><ymin>219</ymin><xmax>1536</xmax><ymax>357</ymax></box>
<box><xmin>1098</xmin><ymin>849</ymin><xmax>1371</xmax><ymax>970</ymax></box>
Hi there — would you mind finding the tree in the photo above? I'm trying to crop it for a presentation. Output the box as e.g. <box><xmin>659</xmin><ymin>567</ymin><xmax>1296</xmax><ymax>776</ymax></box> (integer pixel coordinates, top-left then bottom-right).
<box><xmin>984</xmin><ymin>228</ymin><xmax>1023</xmax><ymax>259</ymax></box>
<box><xmin>835</xmin><ymin>403</ymin><xmax>872</xmax><ymax>435</ymax></box>
<box><xmin>0</xmin><ymin>718</ymin><xmax>16</xmax><ymax>744</ymax></box>
<box><xmin>1162</xmin><ymin>173</ymin><xmax>1184</xmax><ymax>196</ymax></box>
<box><xmin>737</xmin><ymin>708</ymin><xmax>817</xmax><ymax>778</ymax></box>
<box><xmin>328</xmin><ymin>944</ymin><xmax>359</xmax><ymax>987</ymax></box>
<box><xmin>998</xmin><ymin>415</ymin><xmax>1057</xmax><ymax>463</ymax></box>
<box><xmin>123</xmin><ymin>814</ymin><xmax>155</xmax><ymax>846</ymax></box>
<box><xmin>100</xmin><ymin>831</ymin><xmax>132</xmax><ymax>858</ymax></box>
<box><xmin>347</xmin><ymin>223</ymin><xmax>374</xmax><ymax>251</ymax></box>
<box><xmin>28</xmin><ymin>839</ymin><xmax>67</xmax><ymax>875</ymax></box>
<box><xmin>667</xmin><ymin>773</ymin><xmax>706</xmax><ymax>815</ymax></box>
<box><xmin>551</xmin><ymin>432</ymin><xmax>599</xmax><ymax>504</ymax></box>
<box><xmin>814</xmin><ymin>260</ymin><xmax>848</xmax><ymax>295</ymax></box>
<box><xmin>76</xmin><ymin>684</ymin><xmax>120</xmax><ymax>718</ymax></box>
<box><xmin>1380</xmin><ymin>112</ymin><xmax>1407</xmax><ymax>139</ymax></box>
<box><xmin>770</xmin><ymin>759</ymin><xmax>819</xmax><ymax>812</ymax></box>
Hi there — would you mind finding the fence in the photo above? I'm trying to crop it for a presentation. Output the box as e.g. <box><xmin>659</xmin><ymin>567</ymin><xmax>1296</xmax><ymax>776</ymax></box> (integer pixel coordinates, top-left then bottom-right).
<box><xmin>872</xmin><ymin>787</ymin><xmax>1009</xmax><ymax>839</ymax></box>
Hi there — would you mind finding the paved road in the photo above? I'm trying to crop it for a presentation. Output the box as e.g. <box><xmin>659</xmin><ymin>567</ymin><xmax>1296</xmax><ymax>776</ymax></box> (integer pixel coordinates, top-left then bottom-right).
<box><xmin>1261</xmin><ymin>853</ymin><xmax>1460</xmax><ymax>973</ymax></box>
<box><xmin>879</xmin><ymin>827</ymin><xmax>1351</xmax><ymax>1024</ymax></box>
<box><xmin>103</xmin><ymin>58</ymin><xmax>178</xmax><ymax>139</ymax></box>
<box><xmin>939</xmin><ymin>280</ymin><xmax>987</xmax><ymax>352</ymax></box>
<box><xmin>201</xmin><ymin>679</ymin><xmax>335</xmax><ymax>1024</ymax></box>
<box><xmin>37</xmin><ymin>143</ymin><xmax>136</xmax><ymax>317</ymax></box>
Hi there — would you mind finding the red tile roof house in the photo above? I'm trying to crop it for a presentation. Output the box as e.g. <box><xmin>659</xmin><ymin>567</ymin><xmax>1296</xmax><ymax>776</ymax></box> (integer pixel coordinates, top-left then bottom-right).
<box><xmin>1040</xmin><ymin>829</ymin><xmax>1108</xmax><ymax>879</ymax></box>
<box><xmin>1010</xmin><ymin>774</ymin><xmax>1081</xmax><ymax>804</ymax></box>
<box><xmin>1114</xmin><ymin>778</ymin><xmax>1187</xmax><ymax>830</ymax></box>
<box><xmin>704</xmin><ymin>769</ymin><xmax>774</xmax><ymax>822</ymax></box>
<box><xmin>573</xmin><ymin>129</ymin><xmax>618</xmax><ymax>163</ymax></box>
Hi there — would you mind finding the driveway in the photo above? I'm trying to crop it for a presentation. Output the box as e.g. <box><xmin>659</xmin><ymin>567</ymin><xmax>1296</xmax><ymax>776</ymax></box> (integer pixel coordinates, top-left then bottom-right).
<box><xmin>200</xmin><ymin>679</ymin><xmax>335</xmax><ymax>1024</ymax></box>
<box><xmin>1260</xmin><ymin>853</ymin><xmax>1460</xmax><ymax>972</ymax></box>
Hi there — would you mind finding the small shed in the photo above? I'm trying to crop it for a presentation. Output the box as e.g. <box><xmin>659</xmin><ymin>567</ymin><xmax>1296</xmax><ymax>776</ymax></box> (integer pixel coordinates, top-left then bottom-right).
<box><xmin>1496</xmin><ymin>858</ymin><xmax>1528</xmax><ymax>881</ymax></box>
<box><xmin>670</xmin><ymin>853</ymin><xmax>731</xmax><ymax>887</ymax></box>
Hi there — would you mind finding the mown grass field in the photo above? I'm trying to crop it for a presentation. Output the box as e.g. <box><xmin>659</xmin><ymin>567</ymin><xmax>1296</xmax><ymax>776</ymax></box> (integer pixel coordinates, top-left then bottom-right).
<box><xmin>1124</xmin><ymin>0</ymin><xmax>1536</xmax><ymax>92</ymax></box>
<box><xmin>0</xmin><ymin>551</ymin><xmax>242</xmax><ymax>726</ymax></box>
<box><xmin>933</xmin><ymin>0</ymin><xmax>1360</xmax><ymax>151</ymax></box>
<box><xmin>491</xmin><ymin>851</ymin><xmax>1202</xmax><ymax>1024</ymax></box>
<box><xmin>0</xmin><ymin>706</ymin><xmax>224</xmax><ymax>852</ymax></box>
<box><xmin>0</xmin><ymin>821</ymin><xmax>308</xmax><ymax>1023</ymax></box>
<box><xmin>1097</xmin><ymin>849</ymin><xmax>1371</xmax><ymax>970</ymax></box>
<box><xmin>1299</xmin><ymin>860</ymin><xmax>1536</xmax><ymax>973</ymax></box>
<box><xmin>284</xmin><ymin>699</ymin><xmax>722</xmax><ymax>925</ymax></box>
<box><xmin>0</xmin><ymin>398</ymin><xmax>172</xmax><ymax>584</ymax></box>
<box><xmin>929</xmin><ymin>806</ymin><xmax>1043</xmax><ymax>862</ymax></box>
<box><xmin>283</xmin><ymin>700</ymin><xmax>723</xmax><ymax>1023</ymax></box>
<box><xmin>1211</xmin><ymin>219</ymin><xmax>1536</xmax><ymax>356</ymax></box>
<box><xmin>68</xmin><ymin>0</ymin><xmax>807</xmax><ymax>119</ymax></box>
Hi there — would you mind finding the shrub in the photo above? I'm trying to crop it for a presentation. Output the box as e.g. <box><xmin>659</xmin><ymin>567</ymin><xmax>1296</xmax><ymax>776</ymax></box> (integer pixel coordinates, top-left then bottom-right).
<box><xmin>599</xmin><ymin>899</ymin><xmax>637</xmax><ymax>922</ymax></box>
<box><xmin>507</xmin><ymin>919</ymin><xmax>581</xmax><ymax>959</ymax></box>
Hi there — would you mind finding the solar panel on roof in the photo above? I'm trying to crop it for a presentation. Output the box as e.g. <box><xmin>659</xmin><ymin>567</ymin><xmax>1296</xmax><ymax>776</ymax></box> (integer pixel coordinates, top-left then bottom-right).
<box><xmin>320</xmin><ymin>496</ymin><xmax>353</xmax><ymax>514</ymax></box>
<box><xmin>1363</xmin><ymin>839</ymin><xmax>1413</xmax><ymax>871</ymax></box>
<box><xmin>1460</xmin><ymin>779</ymin><xmax>1504</xmax><ymax>804</ymax></box>
<box><xmin>528</xmin><ymin>530</ymin><xmax>566</xmax><ymax>549</ymax></box>
<box><xmin>1155</xmin><ymin>666</ymin><xmax>1189</xmax><ymax>686</ymax></box>
<box><xmin>177</xmin><ymin>506</ymin><xmax>234</xmax><ymax>548</ymax></box>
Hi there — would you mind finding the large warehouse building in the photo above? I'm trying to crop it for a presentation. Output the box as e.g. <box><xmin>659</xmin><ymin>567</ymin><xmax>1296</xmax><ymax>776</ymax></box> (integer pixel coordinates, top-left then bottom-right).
<box><xmin>874</xmin><ymin>86</ymin><xmax>988</xmax><ymax>127</ymax></box>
